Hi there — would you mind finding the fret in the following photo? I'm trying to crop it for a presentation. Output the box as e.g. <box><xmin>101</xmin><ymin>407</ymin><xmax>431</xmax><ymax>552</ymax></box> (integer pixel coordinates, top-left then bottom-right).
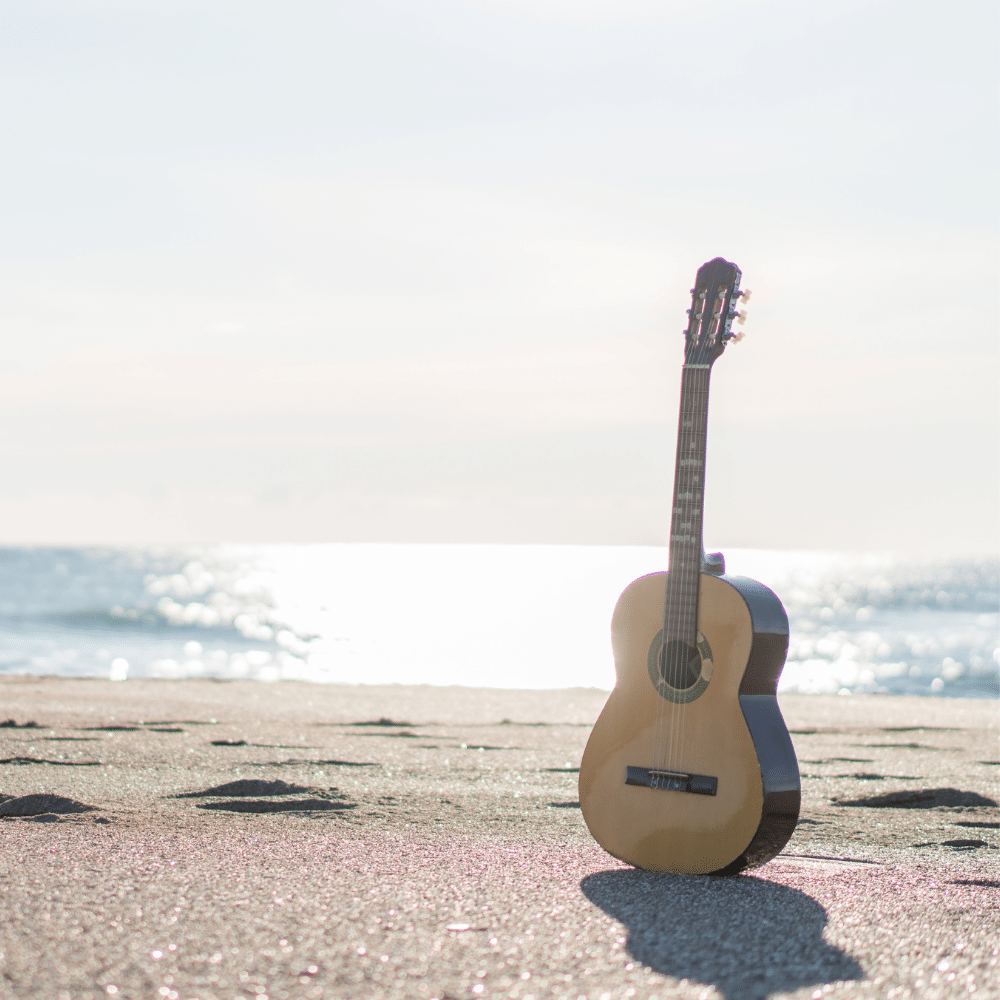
<box><xmin>665</xmin><ymin>363</ymin><xmax>712</xmax><ymax>644</ymax></box>
<box><xmin>662</xmin><ymin>258</ymin><xmax>741</xmax><ymax>649</ymax></box>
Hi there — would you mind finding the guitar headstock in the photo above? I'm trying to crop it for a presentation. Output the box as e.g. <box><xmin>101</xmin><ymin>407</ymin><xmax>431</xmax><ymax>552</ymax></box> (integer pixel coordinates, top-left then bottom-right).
<box><xmin>683</xmin><ymin>257</ymin><xmax>749</xmax><ymax>366</ymax></box>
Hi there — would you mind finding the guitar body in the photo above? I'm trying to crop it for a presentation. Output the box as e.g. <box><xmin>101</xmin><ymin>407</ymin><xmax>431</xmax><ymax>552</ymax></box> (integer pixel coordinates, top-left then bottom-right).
<box><xmin>579</xmin><ymin>570</ymin><xmax>800</xmax><ymax>875</ymax></box>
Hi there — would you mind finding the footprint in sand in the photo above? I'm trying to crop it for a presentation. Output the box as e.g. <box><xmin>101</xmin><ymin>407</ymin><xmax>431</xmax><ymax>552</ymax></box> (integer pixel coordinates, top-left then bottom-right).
<box><xmin>0</xmin><ymin>793</ymin><xmax>100</xmax><ymax>823</ymax></box>
<box><xmin>0</xmin><ymin>756</ymin><xmax>101</xmax><ymax>767</ymax></box>
<box><xmin>243</xmin><ymin>758</ymin><xmax>379</xmax><ymax>768</ymax></box>
<box><xmin>173</xmin><ymin>779</ymin><xmax>357</xmax><ymax>814</ymax></box>
<box><xmin>833</xmin><ymin>787</ymin><xmax>998</xmax><ymax>809</ymax></box>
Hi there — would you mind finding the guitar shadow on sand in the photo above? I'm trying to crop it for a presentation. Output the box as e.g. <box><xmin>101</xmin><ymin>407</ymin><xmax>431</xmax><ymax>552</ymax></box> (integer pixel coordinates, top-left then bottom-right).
<box><xmin>581</xmin><ymin>869</ymin><xmax>863</xmax><ymax>1000</ymax></box>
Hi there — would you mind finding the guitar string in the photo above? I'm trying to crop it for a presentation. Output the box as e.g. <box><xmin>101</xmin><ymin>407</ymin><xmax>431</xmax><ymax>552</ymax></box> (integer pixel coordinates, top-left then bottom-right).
<box><xmin>669</xmin><ymin>303</ymin><xmax>704</xmax><ymax>774</ymax></box>
<box><xmin>682</xmin><ymin>363</ymin><xmax>709</xmax><ymax>773</ymax></box>
<box><xmin>676</xmin><ymin>368</ymin><xmax>693</xmax><ymax>773</ymax></box>
<box><xmin>655</xmin><ymin>305</ymin><xmax>691</xmax><ymax>774</ymax></box>
<box><xmin>667</xmin><ymin>308</ymin><xmax>699</xmax><ymax>773</ymax></box>
<box><xmin>681</xmin><ymin>282</ymin><xmax>730</xmax><ymax>777</ymax></box>
<box><xmin>699</xmin><ymin>282</ymin><xmax>732</xmax><ymax>766</ymax></box>
<box><xmin>676</xmin><ymin>366</ymin><xmax>700</xmax><ymax>773</ymax></box>
<box><xmin>683</xmin><ymin>325</ymin><xmax>712</xmax><ymax>771</ymax></box>
<box><xmin>677</xmin><ymin>366</ymin><xmax>700</xmax><ymax>770</ymax></box>
<box><xmin>682</xmin><ymin>304</ymin><xmax>707</xmax><ymax>769</ymax></box>
<box><xmin>659</xmin><ymin>305</ymin><xmax>687</xmax><ymax>774</ymax></box>
<box><xmin>667</xmin><ymin>328</ymin><xmax>701</xmax><ymax>773</ymax></box>
<box><xmin>678</xmin><ymin>372</ymin><xmax>696</xmax><ymax>770</ymax></box>
<box><xmin>655</xmin><ymin>273</ymin><xmax>734</xmax><ymax>779</ymax></box>
<box><xmin>679</xmin><ymin>294</ymin><xmax>720</xmax><ymax>775</ymax></box>
<box><xmin>661</xmin><ymin>278</ymin><xmax>728</xmax><ymax>779</ymax></box>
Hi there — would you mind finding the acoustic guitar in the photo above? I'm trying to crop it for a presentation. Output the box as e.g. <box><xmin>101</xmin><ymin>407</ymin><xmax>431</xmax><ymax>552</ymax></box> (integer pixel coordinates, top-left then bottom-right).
<box><xmin>578</xmin><ymin>257</ymin><xmax>800</xmax><ymax>875</ymax></box>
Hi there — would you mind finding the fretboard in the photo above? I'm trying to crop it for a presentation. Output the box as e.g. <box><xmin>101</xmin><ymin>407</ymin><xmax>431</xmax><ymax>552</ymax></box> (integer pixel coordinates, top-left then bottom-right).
<box><xmin>664</xmin><ymin>363</ymin><xmax>712</xmax><ymax>643</ymax></box>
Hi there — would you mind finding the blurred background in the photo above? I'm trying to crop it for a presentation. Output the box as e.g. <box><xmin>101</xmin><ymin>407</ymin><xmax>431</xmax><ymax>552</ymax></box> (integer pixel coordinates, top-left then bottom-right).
<box><xmin>1</xmin><ymin>0</ymin><xmax>996</xmax><ymax>554</ymax></box>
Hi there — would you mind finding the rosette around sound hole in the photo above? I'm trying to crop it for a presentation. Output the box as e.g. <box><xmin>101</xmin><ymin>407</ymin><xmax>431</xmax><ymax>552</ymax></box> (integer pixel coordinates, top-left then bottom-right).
<box><xmin>647</xmin><ymin>629</ymin><xmax>713</xmax><ymax>704</ymax></box>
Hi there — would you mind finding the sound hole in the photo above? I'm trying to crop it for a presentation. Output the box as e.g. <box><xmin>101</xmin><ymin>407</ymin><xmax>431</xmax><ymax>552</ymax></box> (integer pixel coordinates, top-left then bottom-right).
<box><xmin>659</xmin><ymin>639</ymin><xmax>702</xmax><ymax>690</ymax></box>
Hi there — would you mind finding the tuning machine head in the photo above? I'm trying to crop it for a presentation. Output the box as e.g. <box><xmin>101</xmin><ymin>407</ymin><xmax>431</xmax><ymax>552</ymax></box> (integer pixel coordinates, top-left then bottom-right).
<box><xmin>684</xmin><ymin>257</ymin><xmax>743</xmax><ymax>363</ymax></box>
<box><xmin>726</xmin><ymin>287</ymin><xmax>749</xmax><ymax>339</ymax></box>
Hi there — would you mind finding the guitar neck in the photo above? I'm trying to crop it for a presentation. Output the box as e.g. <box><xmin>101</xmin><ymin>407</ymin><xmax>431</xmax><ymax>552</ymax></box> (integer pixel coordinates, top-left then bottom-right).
<box><xmin>665</xmin><ymin>363</ymin><xmax>712</xmax><ymax>641</ymax></box>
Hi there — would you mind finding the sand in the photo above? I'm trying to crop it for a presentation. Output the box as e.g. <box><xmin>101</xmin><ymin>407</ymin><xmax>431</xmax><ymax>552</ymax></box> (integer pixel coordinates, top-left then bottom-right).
<box><xmin>0</xmin><ymin>678</ymin><xmax>997</xmax><ymax>1000</ymax></box>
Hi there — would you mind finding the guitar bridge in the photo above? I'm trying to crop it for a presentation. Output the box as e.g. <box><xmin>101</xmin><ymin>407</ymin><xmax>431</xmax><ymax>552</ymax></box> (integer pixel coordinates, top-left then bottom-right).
<box><xmin>626</xmin><ymin>766</ymin><xmax>717</xmax><ymax>796</ymax></box>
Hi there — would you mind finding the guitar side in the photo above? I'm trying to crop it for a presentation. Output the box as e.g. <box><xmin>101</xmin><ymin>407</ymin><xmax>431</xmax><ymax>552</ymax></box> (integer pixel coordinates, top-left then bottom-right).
<box><xmin>578</xmin><ymin>571</ymin><xmax>800</xmax><ymax>875</ymax></box>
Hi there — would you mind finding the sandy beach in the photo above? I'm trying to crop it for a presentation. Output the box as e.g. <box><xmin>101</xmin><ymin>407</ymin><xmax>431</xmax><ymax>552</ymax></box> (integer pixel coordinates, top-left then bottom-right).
<box><xmin>0</xmin><ymin>679</ymin><xmax>996</xmax><ymax>1000</ymax></box>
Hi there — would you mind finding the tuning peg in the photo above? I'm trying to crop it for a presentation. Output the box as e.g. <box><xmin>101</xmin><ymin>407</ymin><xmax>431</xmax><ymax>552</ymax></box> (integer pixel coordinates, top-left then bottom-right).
<box><xmin>736</xmin><ymin>310</ymin><xmax>747</xmax><ymax>326</ymax></box>
<box><xmin>738</xmin><ymin>289</ymin><xmax>752</xmax><ymax>303</ymax></box>
<box><xmin>729</xmin><ymin>330</ymin><xmax>746</xmax><ymax>344</ymax></box>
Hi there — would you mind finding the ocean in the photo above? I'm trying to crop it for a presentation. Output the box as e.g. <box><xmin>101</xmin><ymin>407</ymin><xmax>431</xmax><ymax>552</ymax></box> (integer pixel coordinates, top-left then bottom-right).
<box><xmin>0</xmin><ymin>545</ymin><xmax>996</xmax><ymax>699</ymax></box>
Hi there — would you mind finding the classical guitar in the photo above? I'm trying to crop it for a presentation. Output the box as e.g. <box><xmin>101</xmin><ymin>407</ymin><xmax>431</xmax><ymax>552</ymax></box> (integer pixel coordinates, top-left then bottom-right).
<box><xmin>579</xmin><ymin>257</ymin><xmax>800</xmax><ymax>875</ymax></box>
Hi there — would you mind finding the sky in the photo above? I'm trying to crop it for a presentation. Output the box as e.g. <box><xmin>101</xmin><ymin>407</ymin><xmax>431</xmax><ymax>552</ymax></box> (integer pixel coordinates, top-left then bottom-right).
<box><xmin>0</xmin><ymin>0</ymin><xmax>997</xmax><ymax>554</ymax></box>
